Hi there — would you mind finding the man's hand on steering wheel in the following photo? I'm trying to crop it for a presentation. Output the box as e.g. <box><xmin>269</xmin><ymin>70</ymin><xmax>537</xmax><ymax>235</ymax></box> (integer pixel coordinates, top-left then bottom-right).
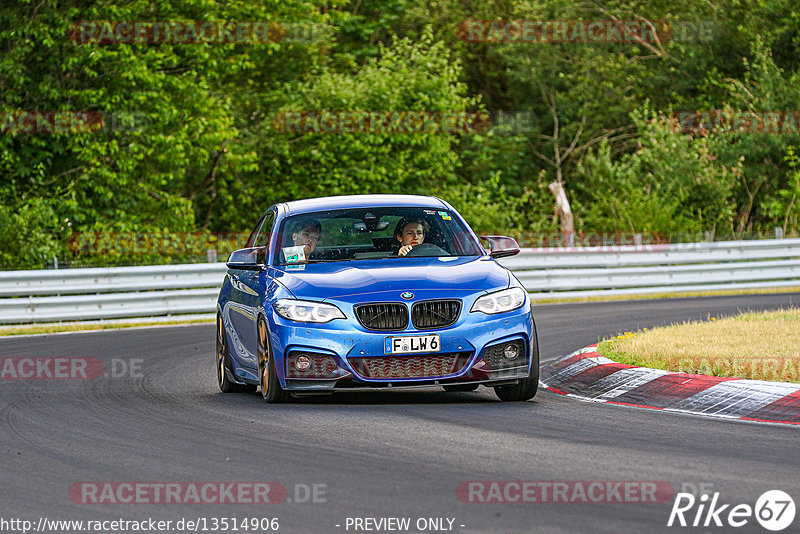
<box><xmin>401</xmin><ymin>243</ymin><xmax>448</xmax><ymax>257</ymax></box>
<box><xmin>398</xmin><ymin>244</ymin><xmax>414</xmax><ymax>256</ymax></box>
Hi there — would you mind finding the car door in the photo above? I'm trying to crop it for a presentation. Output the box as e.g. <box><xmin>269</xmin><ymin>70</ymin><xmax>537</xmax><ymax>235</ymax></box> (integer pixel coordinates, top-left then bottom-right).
<box><xmin>225</xmin><ymin>210</ymin><xmax>275</xmax><ymax>371</ymax></box>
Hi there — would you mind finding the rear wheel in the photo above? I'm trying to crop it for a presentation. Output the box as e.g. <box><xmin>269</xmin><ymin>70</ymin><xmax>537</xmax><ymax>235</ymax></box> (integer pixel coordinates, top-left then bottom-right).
<box><xmin>443</xmin><ymin>384</ymin><xmax>479</xmax><ymax>392</ymax></box>
<box><xmin>494</xmin><ymin>319</ymin><xmax>540</xmax><ymax>402</ymax></box>
<box><xmin>258</xmin><ymin>317</ymin><xmax>289</xmax><ymax>403</ymax></box>
<box><xmin>216</xmin><ymin>315</ymin><xmax>256</xmax><ymax>393</ymax></box>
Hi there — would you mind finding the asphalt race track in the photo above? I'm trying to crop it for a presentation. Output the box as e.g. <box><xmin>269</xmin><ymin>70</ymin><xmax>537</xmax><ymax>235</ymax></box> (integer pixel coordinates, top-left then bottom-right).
<box><xmin>1</xmin><ymin>293</ymin><xmax>799</xmax><ymax>534</ymax></box>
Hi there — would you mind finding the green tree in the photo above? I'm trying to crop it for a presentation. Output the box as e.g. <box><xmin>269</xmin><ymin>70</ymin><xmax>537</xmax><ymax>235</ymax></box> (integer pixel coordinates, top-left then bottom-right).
<box><xmin>702</xmin><ymin>40</ymin><xmax>800</xmax><ymax>234</ymax></box>
<box><xmin>0</xmin><ymin>0</ymin><xmax>329</xmax><ymax>266</ymax></box>
<box><xmin>250</xmin><ymin>29</ymin><xmax>478</xmax><ymax>206</ymax></box>
<box><xmin>576</xmin><ymin>107</ymin><xmax>736</xmax><ymax>236</ymax></box>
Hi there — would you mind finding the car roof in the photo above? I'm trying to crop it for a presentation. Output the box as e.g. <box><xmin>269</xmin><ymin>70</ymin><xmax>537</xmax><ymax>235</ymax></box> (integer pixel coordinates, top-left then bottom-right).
<box><xmin>280</xmin><ymin>194</ymin><xmax>449</xmax><ymax>216</ymax></box>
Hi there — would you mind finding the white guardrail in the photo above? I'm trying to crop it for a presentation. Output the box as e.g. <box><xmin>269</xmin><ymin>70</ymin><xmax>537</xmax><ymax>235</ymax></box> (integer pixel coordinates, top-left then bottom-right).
<box><xmin>1</xmin><ymin>239</ymin><xmax>800</xmax><ymax>324</ymax></box>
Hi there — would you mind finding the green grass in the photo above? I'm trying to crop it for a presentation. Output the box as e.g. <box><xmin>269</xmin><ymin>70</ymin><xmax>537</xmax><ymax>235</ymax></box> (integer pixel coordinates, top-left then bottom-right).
<box><xmin>0</xmin><ymin>318</ymin><xmax>214</xmax><ymax>336</ymax></box>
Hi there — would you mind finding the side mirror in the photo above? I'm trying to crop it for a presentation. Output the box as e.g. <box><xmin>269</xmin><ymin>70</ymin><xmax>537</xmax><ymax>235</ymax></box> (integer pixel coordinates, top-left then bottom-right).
<box><xmin>226</xmin><ymin>247</ymin><xmax>265</xmax><ymax>271</ymax></box>
<box><xmin>479</xmin><ymin>235</ymin><xmax>520</xmax><ymax>259</ymax></box>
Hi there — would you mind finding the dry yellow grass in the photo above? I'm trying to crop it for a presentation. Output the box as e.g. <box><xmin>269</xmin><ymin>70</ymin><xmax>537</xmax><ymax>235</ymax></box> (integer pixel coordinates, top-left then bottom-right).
<box><xmin>598</xmin><ymin>309</ymin><xmax>800</xmax><ymax>383</ymax></box>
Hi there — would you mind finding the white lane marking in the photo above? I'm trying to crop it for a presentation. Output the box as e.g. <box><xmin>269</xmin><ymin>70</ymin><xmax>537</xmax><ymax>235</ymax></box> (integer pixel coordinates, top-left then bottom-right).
<box><xmin>595</xmin><ymin>367</ymin><xmax>670</xmax><ymax>399</ymax></box>
<box><xmin>553</xmin><ymin>345</ymin><xmax>600</xmax><ymax>364</ymax></box>
<box><xmin>542</xmin><ymin>356</ymin><xmax>615</xmax><ymax>388</ymax></box>
<box><xmin>566</xmin><ymin>393</ymin><xmax>608</xmax><ymax>403</ymax></box>
<box><xmin>585</xmin><ymin>356</ymin><xmax>614</xmax><ymax>365</ymax></box>
<box><xmin>674</xmin><ymin>380</ymin><xmax>800</xmax><ymax>416</ymax></box>
<box><xmin>663</xmin><ymin>407</ymin><xmax>741</xmax><ymax>419</ymax></box>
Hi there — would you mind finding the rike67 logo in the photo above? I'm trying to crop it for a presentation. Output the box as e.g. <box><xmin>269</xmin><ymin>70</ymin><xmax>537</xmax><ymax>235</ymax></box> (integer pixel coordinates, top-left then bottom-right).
<box><xmin>668</xmin><ymin>489</ymin><xmax>795</xmax><ymax>531</ymax></box>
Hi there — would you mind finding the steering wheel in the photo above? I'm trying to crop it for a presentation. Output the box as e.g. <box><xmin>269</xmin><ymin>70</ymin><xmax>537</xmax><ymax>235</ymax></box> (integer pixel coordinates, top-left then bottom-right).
<box><xmin>404</xmin><ymin>242</ymin><xmax>448</xmax><ymax>257</ymax></box>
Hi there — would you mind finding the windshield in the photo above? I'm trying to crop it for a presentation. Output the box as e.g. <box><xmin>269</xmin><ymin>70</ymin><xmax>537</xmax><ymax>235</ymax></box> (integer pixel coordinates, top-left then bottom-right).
<box><xmin>274</xmin><ymin>207</ymin><xmax>483</xmax><ymax>265</ymax></box>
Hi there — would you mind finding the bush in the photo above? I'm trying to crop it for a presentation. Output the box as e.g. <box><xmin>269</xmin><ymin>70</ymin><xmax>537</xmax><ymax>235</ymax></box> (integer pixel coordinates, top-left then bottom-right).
<box><xmin>576</xmin><ymin>106</ymin><xmax>737</xmax><ymax>235</ymax></box>
<box><xmin>0</xmin><ymin>199</ymin><xmax>67</xmax><ymax>269</ymax></box>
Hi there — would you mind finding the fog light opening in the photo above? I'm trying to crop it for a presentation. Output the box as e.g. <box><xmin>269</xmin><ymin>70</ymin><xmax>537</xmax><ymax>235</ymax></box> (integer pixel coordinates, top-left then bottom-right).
<box><xmin>295</xmin><ymin>355</ymin><xmax>311</xmax><ymax>371</ymax></box>
<box><xmin>503</xmin><ymin>343</ymin><xmax>520</xmax><ymax>360</ymax></box>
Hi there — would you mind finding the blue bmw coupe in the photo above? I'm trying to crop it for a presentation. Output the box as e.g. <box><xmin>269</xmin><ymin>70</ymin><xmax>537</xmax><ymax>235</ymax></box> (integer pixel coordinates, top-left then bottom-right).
<box><xmin>216</xmin><ymin>194</ymin><xmax>538</xmax><ymax>402</ymax></box>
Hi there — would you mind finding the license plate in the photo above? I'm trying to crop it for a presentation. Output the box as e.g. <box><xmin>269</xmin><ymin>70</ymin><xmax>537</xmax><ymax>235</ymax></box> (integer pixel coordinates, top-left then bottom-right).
<box><xmin>384</xmin><ymin>334</ymin><xmax>440</xmax><ymax>354</ymax></box>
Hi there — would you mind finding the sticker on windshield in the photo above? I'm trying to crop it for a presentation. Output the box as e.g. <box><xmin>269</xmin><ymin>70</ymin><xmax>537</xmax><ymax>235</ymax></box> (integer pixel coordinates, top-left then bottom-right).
<box><xmin>282</xmin><ymin>245</ymin><xmax>306</xmax><ymax>264</ymax></box>
<box><xmin>438</xmin><ymin>211</ymin><xmax>452</xmax><ymax>220</ymax></box>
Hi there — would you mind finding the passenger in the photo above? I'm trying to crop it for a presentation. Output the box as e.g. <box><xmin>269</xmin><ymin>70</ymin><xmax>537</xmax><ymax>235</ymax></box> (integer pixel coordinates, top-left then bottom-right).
<box><xmin>394</xmin><ymin>217</ymin><xmax>429</xmax><ymax>256</ymax></box>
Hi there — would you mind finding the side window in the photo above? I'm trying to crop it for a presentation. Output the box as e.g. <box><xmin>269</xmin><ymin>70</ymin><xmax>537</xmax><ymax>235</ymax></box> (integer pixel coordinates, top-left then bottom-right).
<box><xmin>255</xmin><ymin>212</ymin><xmax>275</xmax><ymax>248</ymax></box>
<box><xmin>245</xmin><ymin>215</ymin><xmax>266</xmax><ymax>248</ymax></box>
<box><xmin>254</xmin><ymin>211</ymin><xmax>275</xmax><ymax>263</ymax></box>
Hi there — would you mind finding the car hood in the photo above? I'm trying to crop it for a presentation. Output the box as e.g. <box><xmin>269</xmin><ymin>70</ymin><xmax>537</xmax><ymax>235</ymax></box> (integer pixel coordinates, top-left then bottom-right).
<box><xmin>271</xmin><ymin>256</ymin><xmax>509</xmax><ymax>300</ymax></box>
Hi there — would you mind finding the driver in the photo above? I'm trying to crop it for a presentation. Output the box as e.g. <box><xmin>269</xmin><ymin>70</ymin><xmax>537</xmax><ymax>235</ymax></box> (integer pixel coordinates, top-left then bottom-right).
<box><xmin>290</xmin><ymin>218</ymin><xmax>322</xmax><ymax>261</ymax></box>
<box><xmin>395</xmin><ymin>217</ymin><xmax>429</xmax><ymax>256</ymax></box>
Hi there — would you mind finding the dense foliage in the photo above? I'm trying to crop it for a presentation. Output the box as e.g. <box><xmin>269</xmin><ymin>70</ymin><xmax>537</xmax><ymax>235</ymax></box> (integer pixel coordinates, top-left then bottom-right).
<box><xmin>2</xmin><ymin>0</ymin><xmax>800</xmax><ymax>266</ymax></box>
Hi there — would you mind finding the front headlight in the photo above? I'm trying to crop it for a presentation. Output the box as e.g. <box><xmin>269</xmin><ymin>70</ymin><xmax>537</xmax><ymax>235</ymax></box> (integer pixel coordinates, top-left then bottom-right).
<box><xmin>470</xmin><ymin>287</ymin><xmax>526</xmax><ymax>315</ymax></box>
<box><xmin>273</xmin><ymin>299</ymin><xmax>345</xmax><ymax>323</ymax></box>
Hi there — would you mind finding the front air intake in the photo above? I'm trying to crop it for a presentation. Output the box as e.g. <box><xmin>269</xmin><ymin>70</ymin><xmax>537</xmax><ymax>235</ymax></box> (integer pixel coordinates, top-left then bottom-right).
<box><xmin>355</xmin><ymin>303</ymin><xmax>409</xmax><ymax>331</ymax></box>
<box><xmin>411</xmin><ymin>299</ymin><xmax>461</xmax><ymax>329</ymax></box>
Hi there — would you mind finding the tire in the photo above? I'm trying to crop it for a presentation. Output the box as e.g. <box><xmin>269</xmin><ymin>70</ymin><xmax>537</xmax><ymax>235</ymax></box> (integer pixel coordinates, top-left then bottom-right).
<box><xmin>443</xmin><ymin>384</ymin><xmax>479</xmax><ymax>392</ymax></box>
<box><xmin>258</xmin><ymin>317</ymin><xmax>289</xmax><ymax>403</ymax></box>
<box><xmin>494</xmin><ymin>319</ymin><xmax>540</xmax><ymax>402</ymax></box>
<box><xmin>216</xmin><ymin>314</ymin><xmax>257</xmax><ymax>393</ymax></box>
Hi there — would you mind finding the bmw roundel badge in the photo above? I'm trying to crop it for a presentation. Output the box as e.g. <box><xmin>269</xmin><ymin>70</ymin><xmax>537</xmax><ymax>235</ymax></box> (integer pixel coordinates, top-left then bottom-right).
<box><xmin>401</xmin><ymin>292</ymin><xmax>414</xmax><ymax>300</ymax></box>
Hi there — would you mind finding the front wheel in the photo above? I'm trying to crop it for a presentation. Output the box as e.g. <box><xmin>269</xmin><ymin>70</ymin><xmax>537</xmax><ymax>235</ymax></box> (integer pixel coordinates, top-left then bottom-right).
<box><xmin>258</xmin><ymin>317</ymin><xmax>289</xmax><ymax>403</ymax></box>
<box><xmin>494</xmin><ymin>319</ymin><xmax>540</xmax><ymax>402</ymax></box>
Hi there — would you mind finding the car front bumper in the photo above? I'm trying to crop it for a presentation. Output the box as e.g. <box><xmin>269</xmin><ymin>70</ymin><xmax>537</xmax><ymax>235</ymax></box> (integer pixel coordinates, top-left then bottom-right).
<box><xmin>268</xmin><ymin>302</ymin><xmax>535</xmax><ymax>392</ymax></box>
